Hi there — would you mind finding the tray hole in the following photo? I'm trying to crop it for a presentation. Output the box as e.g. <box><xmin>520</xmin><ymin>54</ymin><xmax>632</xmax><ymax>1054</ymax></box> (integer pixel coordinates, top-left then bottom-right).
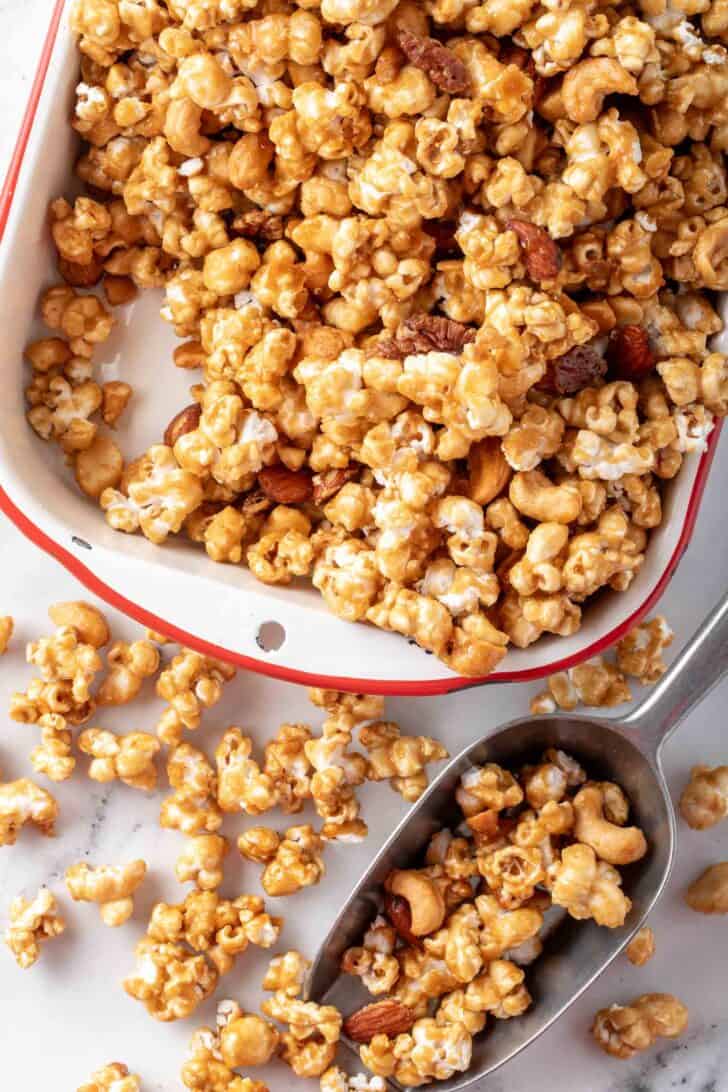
<box><xmin>256</xmin><ymin>620</ymin><xmax>286</xmax><ymax>653</ymax></box>
<box><xmin>72</xmin><ymin>536</ymin><xmax>92</xmax><ymax>551</ymax></box>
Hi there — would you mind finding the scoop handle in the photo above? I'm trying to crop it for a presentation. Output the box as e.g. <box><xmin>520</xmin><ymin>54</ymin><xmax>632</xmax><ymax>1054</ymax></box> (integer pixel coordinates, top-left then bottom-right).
<box><xmin>623</xmin><ymin>591</ymin><xmax>728</xmax><ymax>756</ymax></box>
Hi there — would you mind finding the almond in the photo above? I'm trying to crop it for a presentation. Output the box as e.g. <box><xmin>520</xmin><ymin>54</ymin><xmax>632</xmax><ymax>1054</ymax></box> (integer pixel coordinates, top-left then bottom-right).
<box><xmin>344</xmin><ymin>999</ymin><xmax>417</xmax><ymax>1043</ymax></box>
<box><xmin>312</xmin><ymin>466</ymin><xmax>358</xmax><ymax>505</ymax></box>
<box><xmin>507</xmin><ymin>218</ymin><xmax>562</xmax><ymax>281</ymax></box>
<box><xmin>468</xmin><ymin>437</ymin><xmax>511</xmax><ymax>505</ymax></box>
<box><xmin>384</xmin><ymin>892</ymin><xmax>421</xmax><ymax>948</ymax></box>
<box><xmin>258</xmin><ymin>465</ymin><xmax>313</xmax><ymax>504</ymax></box>
<box><xmin>164</xmin><ymin>403</ymin><xmax>202</xmax><ymax>447</ymax></box>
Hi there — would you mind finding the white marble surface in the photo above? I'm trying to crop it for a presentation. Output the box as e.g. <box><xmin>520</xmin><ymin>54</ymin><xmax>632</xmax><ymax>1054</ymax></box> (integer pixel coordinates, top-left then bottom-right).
<box><xmin>1</xmin><ymin>4</ymin><xmax>728</xmax><ymax>1090</ymax></box>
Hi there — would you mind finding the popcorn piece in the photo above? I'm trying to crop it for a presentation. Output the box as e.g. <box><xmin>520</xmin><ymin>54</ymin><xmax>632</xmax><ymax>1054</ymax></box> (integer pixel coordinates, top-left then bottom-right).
<box><xmin>182</xmin><ymin>1024</ymin><xmax>269</xmax><ymax>1091</ymax></box>
<box><xmin>679</xmin><ymin>765</ymin><xmax>728</xmax><ymax>830</ymax></box>
<box><xmin>216</xmin><ymin>999</ymin><xmax>280</xmax><ymax>1068</ymax></box>
<box><xmin>124</xmin><ymin>936</ymin><xmax>218</xmax><ymax>1022</ymax></box>
<box><xmin>101</xmin><ymin>445</ymin><xmax>204</xmax><ymax>546</ymax></box>
<box><xmin>320</xmin><ymin>1069</ymin><xmax>386</xmax><ymax>1092</ymax></box>
<box><xmin>532</xmin><ymin>659</ymin><xmax>631</xmax><ymax>713</ymax></box>
<box><xmin>78</xmin><ymin>727</ymin><xmax>161</xmax><ymax>790</ymax></box>
<box><xmin>308</xmin><ymin>689</ymin><xmax>384</xmax><ymax>723</ymax></box>
<box><xmin>30</xmin><ymin>713</ymin><xmax>76</xmax><ymax>782</ymax></box>
<box><xmin>262</xmin><ymin>991</ymin><xmax>342</xmax><ymax>1079</ymax></box>
<box><xmin>360</xmin><ymin>720</ymin><xmax>448</xmax><ymax>801</ymax></box>
<box><xmin>0</xmin><ymin>776</ymin><xmax>58</xmax><ymax>844</ymax></box>
<box><xmin>65</xmin><ymin>860</ymin><xmax>147</xmax><ymax>926</ymax></box>
<box><xmin>77</xmin><ymin>1063</ymin><xmax>141</xmax><ymax>1092</ymax></box>
<box><xmin>551</xmin><ymin>844</ymin><xmax>631</xmax><ymax>927</ymax></box>
<box><xmin>175</xmin><ymin>835</ymin><xmax>229</xmax><ymax>891</ymax></box>
<box><xmin>0</xmin><ymin>616</ymin><xmax>12</xmax><ymax>655</ymax></box>
<box><xmin>156</xmin><ymin>650</ymin><xmax>235</xmax><ymax>745</ymax></box>
<box><xmin>216</xmin><ymin>728</ymin><xmax>278</xmax><ymax>815</ymax></box>
<box><xmin>456</xmin><ymin>763</ymin><xmax>524</xmax><ymax>817</ymax></box>
<box><xmin>25</xmin><ymin>624</ymin><xmax>103</xmax><ymax>718</ymax></box>
<box><xmin>616</xmin><ymin>617</ymin><xmax>673</xmax><ymax>684</ymax></box>
<box><xmin>4</xmin><ymin>888</ymin><xmax>65</xmax><ymax>969</ymax></box>
<box><xmin>261</xmin><ymin>824</ymin><xmax>326</xmax><ymax>897</ymax></box>
<box><xmin>592</xmin><ymin>993</ymin><xmax>688</xmax><ymax>1058</ymax></box>
<box><xmin>626</xmin><ymin>926</ymin><xmax>655</xmax><ymax>966</ymax></box>
<box><xmin>161</xmin><ymin>744</ymin><xmax>222</xmax><ymax>834</ymax></box>
<box><xmin>97</xmin><ymin>640</ymin><xmax>160</xmax><ymax>705</ymax></box>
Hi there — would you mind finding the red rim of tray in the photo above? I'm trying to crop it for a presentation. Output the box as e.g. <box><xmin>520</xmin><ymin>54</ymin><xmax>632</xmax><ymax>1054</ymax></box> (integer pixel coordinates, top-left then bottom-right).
<box><xmin>0</xmin><ymin>0</ymin><xmax>721</xmax><ymax>695</ymax></box>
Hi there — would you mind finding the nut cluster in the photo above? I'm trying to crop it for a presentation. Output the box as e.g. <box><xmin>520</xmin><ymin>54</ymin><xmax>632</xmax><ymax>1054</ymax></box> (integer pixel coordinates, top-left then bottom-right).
<box><xmin>24</xmin><ymin>0</ymin><xmax>728</xmax><ymax>676</ymax></box>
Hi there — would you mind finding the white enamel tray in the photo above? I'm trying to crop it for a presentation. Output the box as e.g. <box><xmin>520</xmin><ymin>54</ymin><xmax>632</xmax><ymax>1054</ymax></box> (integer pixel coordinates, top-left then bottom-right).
<box><xmin>0</xmin><ymin>0</ymin><xmax>722</xmax><ymax>695</ymax></box>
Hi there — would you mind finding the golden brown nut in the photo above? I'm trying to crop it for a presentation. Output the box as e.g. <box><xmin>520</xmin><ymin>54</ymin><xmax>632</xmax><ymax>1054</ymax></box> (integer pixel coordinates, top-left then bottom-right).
<box><xmin>685</xmin><ymin>862</ymin><xmax>728</xmax><ymax>914</ymax></box>
<box><xmin>384</xmin><ymin>870</ymin><xmax>446</xmax><ymax>936</ymax></box>
<box><xmin>48</xmin><ymin>602</ymin><xmax>109</xmax><ymax>648</ymax></box>
<box><xmin>626</xmin><ymin>926</ymin><xmax>655</xmax><ymax>966</ymax></box>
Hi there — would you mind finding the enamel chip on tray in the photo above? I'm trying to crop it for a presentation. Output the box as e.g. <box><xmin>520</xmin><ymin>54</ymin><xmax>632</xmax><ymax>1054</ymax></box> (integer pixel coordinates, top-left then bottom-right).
<box><xmin>18</xmin><ymin>0</ymin><xmax>728</xmax><ymax>678</ymax></box>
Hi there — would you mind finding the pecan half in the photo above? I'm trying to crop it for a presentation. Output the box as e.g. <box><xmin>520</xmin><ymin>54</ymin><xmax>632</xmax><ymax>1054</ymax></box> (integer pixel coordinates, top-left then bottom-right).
<box><xmin>164</xmin><ymin>403</ymin><xmax>202</xmax><ymax>447</ymax></box>
<box><xmin>376</xmin><ymin>314</ymin><xmax>476</xmax><ymax>358</ymax></box>
<box><xmin>423</xmin><ymin>219</ymin><xmax>460</xmax><ymax>257</ymax></box>
<box><xmin>507</xmin><ymin>219</ymin><xmax>562</xmax><ymax>281</ymax></box>
<box><xmin>606</xmin><ymin>324</ymin><xmax>655</xmax><ymax>380</ymax></box>
<box><xmin>312</xmin><ymin>466</ymin><xmax>358</xmax><ymax>505</ymax></box>
<box><xmin>538</xmin><ymin>344</ymin><xmax>607</xmax><ymax>395</ymax></box>
<box><xmin>231</xmin><ymin>210</ymin><xmax>284</xmax><ymax>242</ymax></box>
<box><xmin>395</xmin><ymin>27</ymin><xmax>469</xmax><ymax>94</ymax></box>
<box><xmin>344</xmin><ymin>999</ymin><xmax>417</xmax><ymax>1043</ymax></box>
<box><xmin>258</xmin><ymin>465</ymin><xmax>313</xmax><ymax>504</ymax></box>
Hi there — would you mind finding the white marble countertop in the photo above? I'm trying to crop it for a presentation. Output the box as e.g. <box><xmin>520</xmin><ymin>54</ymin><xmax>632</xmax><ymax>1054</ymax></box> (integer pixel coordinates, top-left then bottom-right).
<box><xmin>1</xmin><ymin>4</ymin><xmax>728</xmax><ymax>1090</ymax></box>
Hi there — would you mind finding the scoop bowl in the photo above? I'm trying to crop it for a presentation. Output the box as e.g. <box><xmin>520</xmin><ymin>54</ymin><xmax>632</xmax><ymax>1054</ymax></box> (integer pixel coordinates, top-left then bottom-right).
<box><xmin>306</xmin><ymin>592</ymin><xmax>728</xmax><ymax>1089</ymax></box>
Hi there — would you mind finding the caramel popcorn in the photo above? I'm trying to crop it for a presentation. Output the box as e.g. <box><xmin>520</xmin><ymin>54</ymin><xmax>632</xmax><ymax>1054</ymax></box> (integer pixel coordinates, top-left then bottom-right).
<box><xmin>176</xmin><ymin>835</ymin><xmax>230</xmax><ymax>890</ymax></box>
<box><xmin>97</xmin><ymin>639</ymin><xmax>160</xmax><ymax>705</ymax></box>
<box><xmin>30</xmin><ymin>713</ymin><xmax>76</xmax><ymax>782</ymax></box>
<box><xmin>259</xmin><ymin>824</ymin><xmax>326</xmax><ymax>897</ymax></box>
<box><xmin>0</xmin><ymin>616</ymin><xmax>14</xmax><ymax>655</ymax></box>
<box><xmin>161</xmin><ymin>743</ymin><xmax>223</xmax><ymax>834</ymax></box>
<box><xmin>156</xmin><ymin>649</ymin><xmax>235</xmax><ymax>745</ymax></box>
<box><xmin>592</xmin><ymin>993</ymin><xmax>689</xmax><ymax>1058</ymax></box>
<box><xmin>4</xmin><ymin>888</ymin><xmax>66</xmax><ymax>969</ymax></box>
<box><xmin>78</xmin><ymin>727</ymin><xmax>161</xmax><ymax>790</ymax></box>
<box><xmin>679</xmin><ymin>765</ymin><xmax>728</xmax><ymax>829</ymax></box>
<box><xmin>77</xmin><ymin>1064</ymin><xmax>141</xmax><ymax>1092</ymax></box>
<box><xmin>530</xmin><ymin>657</ymin><xmax>631</xmax><ymax>713</ymax></box>
<box><xmin>36</xmin><ymin>0</ymin><xmax>728</xmax><ymax>680</ymax></box>
<box><xmin>626</xmin><ymin>926</ymin><xmax>655</xmax><ymax>966</ymax></box>
<box><xmin>616</xmin><ymin>616</ymin><xmax>674</xmax><ymax>683</ymax></box>
<box><xmin>65</xmin><ymin>860</ymin><xmax>147</xmax><ymax>926</ymax></box>
<box><xmin>18</xmin><ymin>623</ymin><xmax>103</xmax><ymax>725</ymax></box>
<box><xmin>262</xmin><ymin>985</ymin><xmax>342</xmax><ymax>1079</ymax></box>
<box><xmin>0</xmin><ymin>776</ymin><xmax>58</xmax><ymax>845</ymax></box>
<box><xmin>360</xmin><ymin>721</ymin><xmax>448</xmax><ymax>801</ymax></box>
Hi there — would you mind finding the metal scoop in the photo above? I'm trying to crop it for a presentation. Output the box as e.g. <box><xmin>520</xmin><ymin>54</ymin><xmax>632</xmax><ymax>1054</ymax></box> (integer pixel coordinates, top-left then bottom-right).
<box><xmin>306</xmin><ymin>592</ymin><xmax>728</xmax><ymax>1089</ymax></box>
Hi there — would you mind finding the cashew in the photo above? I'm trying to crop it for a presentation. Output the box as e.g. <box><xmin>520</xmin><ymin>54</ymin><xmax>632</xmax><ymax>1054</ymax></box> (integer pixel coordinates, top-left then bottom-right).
<box><xmin>693</xmin><ymin>222</ymin><xmax>728</xmax><ymax>290</ymax></box>
<box><xmin>164</xmin><ymin>97</ymin><xmax>211</xmax><ymax>157</ymax></box>
<box><xmin>573</xmin><ymin>785</ymin><xmax>647</xmax><ymax>865</ymax></box>
<box><xmin>385</xmin><ymin>869</ymin><xmax>446</xmax><ymax>936</ymax></box>
<box><xmin>562</xmin><ymin>59</ymin><xmax>637</xmax><ymax>124</ymax></box>
<box><xmin>48</xmin><ymin>601</ymin><xmax>109</xmax><ymax>648</ymax></box>
<box><xmin>509</xmin><ymin>471</ymin><xmax>583</xmax><ymax>525</ymax></box>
